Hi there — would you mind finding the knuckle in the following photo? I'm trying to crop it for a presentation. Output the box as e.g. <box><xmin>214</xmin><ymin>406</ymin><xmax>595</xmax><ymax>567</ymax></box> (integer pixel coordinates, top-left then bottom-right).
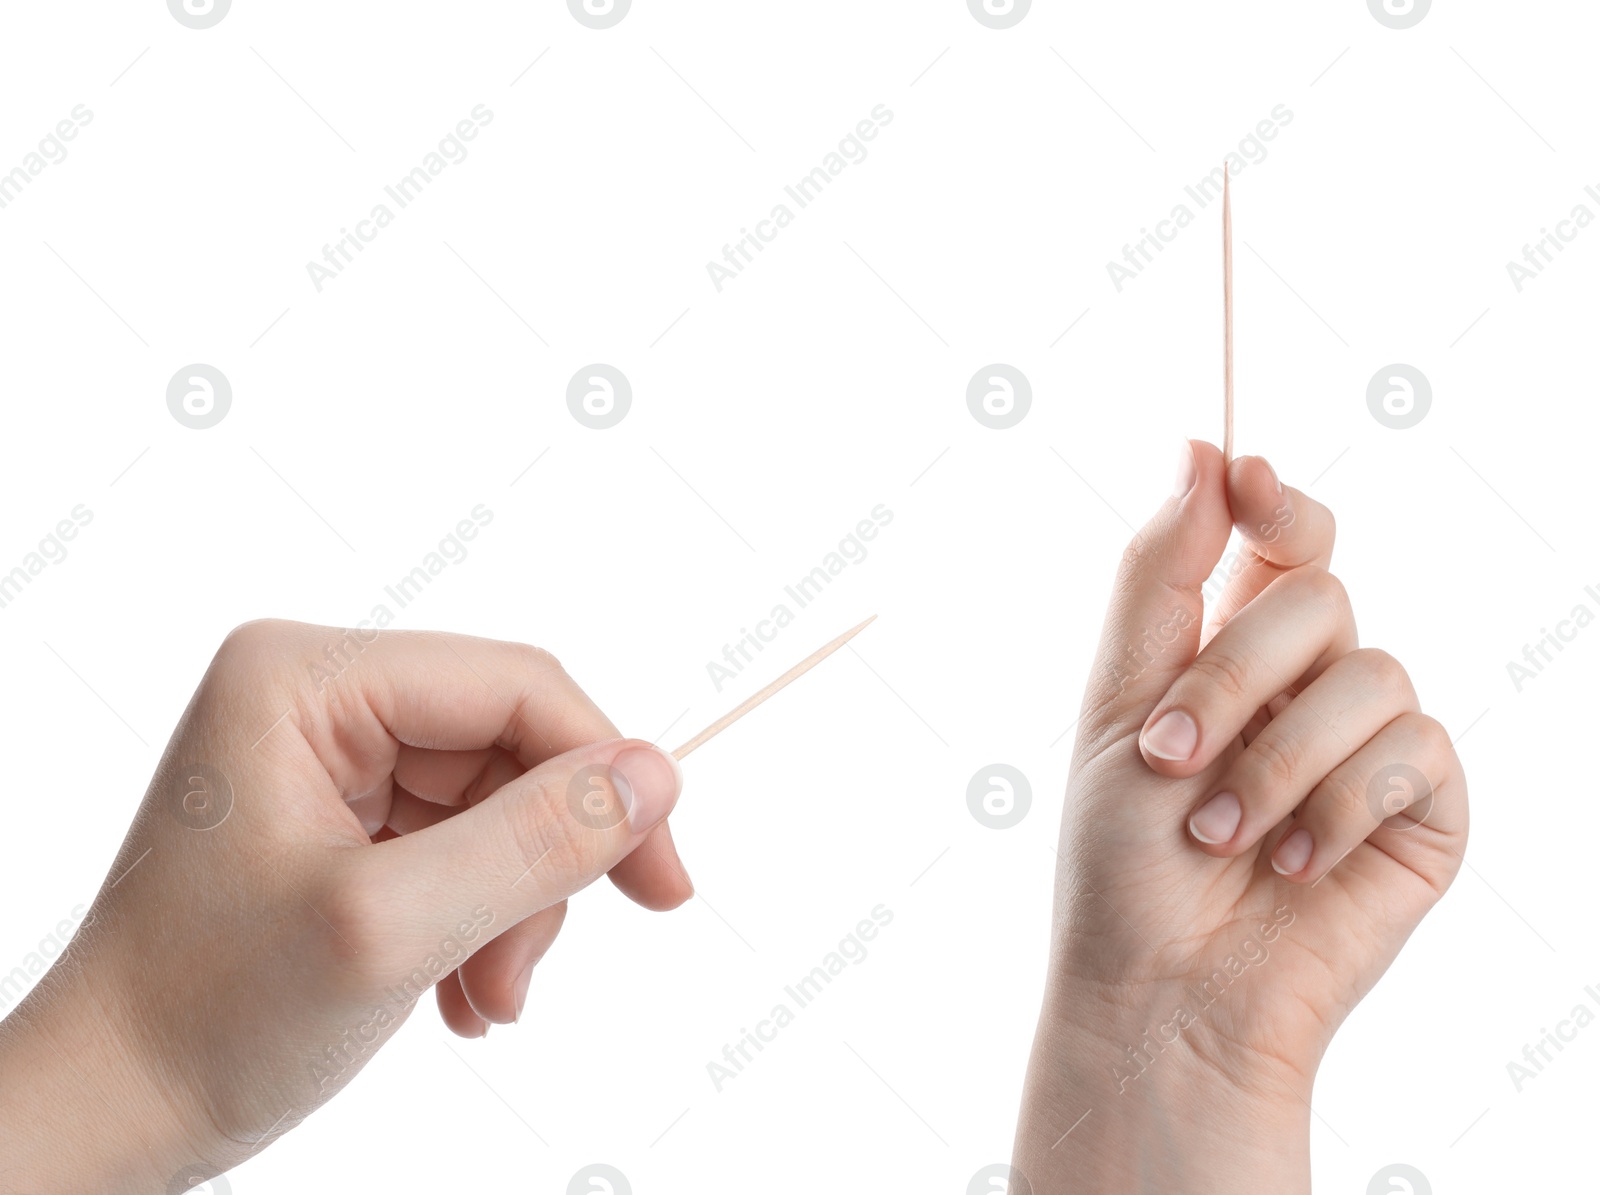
<box><xmin>1351</xmin><ymin>648</ymin><xmax>1412</xmax><ymax>703</ymax></box>
<box><xmin>208</xmin><ymin>619</ymin><xmax>309</xmax><ymax>704</ymax></box>
<box><xmin>1114</xmin><ymin>531</ymin><xmax>1165</xmax><ymax>599</ymax></box>
<box><xmin>505</xmin><ymin>777</ymin><xmax>564</xmax><ymax>872</ymax></box>
<box><xmin>1242</xmin><ymin>730</ymin><xmax>1304</xmax><ymax>794</ymax></box>
<box><xmin>1189</xmin><ymin>649</ymin><xmax>1253</xmax><ymax>703</ymax></box>
<box><xmin>1291</xmin><ymin>564</ymin><xmax>1349</xmax><ymax>615</ymax></box>
<box><xmin>1316</xmin><ymin>767</ymin><xmax>1371</xmax><ymax>825</ymax></box>
<box><xmin>216</xmin><ymin>618</ymin><xmax>291</xmax><ymax>663</ymax></box>
<box><xmin>507</xmin><ymin>768</ymin><xmax>609</xmax><ymax>884</ymax></box>
<box><xmin>1120</xmin><ymin>530</ymin><xmax>1151</xmax><ymax>573</ymax></box>
<box><xmin>313</xmin><ymin>870</ymin><xmax>411</xmax><ymax>985</ymax></box>
<box><xmin>1404</xmin><ymin>711</ymin><xmax>1452</xmax><ymax>759</ymax></box>
<box><xmin>515</xmin><ymin>641</ymin><xmax>566</xmax><ymax>678</ymax></box>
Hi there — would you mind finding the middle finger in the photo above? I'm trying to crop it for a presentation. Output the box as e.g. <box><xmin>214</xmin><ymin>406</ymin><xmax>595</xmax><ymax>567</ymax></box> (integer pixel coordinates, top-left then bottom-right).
<box><xmin>1139</xmin><ymin>564</ymin><xmax>1358</xmax><ymax>777</ymax></box>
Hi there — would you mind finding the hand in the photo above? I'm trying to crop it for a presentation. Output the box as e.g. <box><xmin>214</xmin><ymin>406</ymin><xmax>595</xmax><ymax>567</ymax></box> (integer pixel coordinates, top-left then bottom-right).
<box><xmin>1010</xmin><ymin>442</ymin><xmax>1468</xmax><ymax>1192</ymax></box>
<box><xmin>0</xmin><ymin>621</ymin><xmax>690</xmax><ymax>1194</ymax></box>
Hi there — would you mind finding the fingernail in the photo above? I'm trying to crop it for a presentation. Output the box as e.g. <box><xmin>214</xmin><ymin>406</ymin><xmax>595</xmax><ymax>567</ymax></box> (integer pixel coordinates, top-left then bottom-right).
<box><xmin>1173</xmin><ymin>440</ymin><xmax>1197</xmax><ymax>498</ymax></box>
<box><xmin>479</xmin><ymin>1022</ymin><xmax>491</xmax><ymax>1039</ymax></box>
<box><xmin>513</xmin><ymin>962</ymin><xmax>534</xmax><ymax>1024</ymax></box>
<box><xmin>613</xmin><ymin>745</ymin><xmax>682</xmax><ymax>835</ymax></box>
<box><xmin>1142</xmin><ymin>709</ymin><xmax>1197</xmax><ymax>762</ymax></box>
<box><xmin>1272</xmin><ymin>828</ymin><xmax>1314</xmax><ymax>876</ymax></box>
<box><xmin>1189</xmin><ymin>792</ymin><xmax>1241</xmax><ymax>844</ymax></box>
<box><xmin>1262</xmin><ymin>457</ymin><xmax>1283</xmax><ymax>494</ymax></box>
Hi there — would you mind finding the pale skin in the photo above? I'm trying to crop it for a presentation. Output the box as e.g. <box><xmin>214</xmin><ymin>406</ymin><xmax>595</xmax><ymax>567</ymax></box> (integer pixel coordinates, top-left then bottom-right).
<box><xmin>0</xmin><ymin>623</ymin><xmax>692</xmax><ymax>1193</ymax></box>
<box><xmin>0</xmin><ymin>447</ymin><xmax>1466</xmax><ymax>1191</ymax></box>
<box><xmin>1010</xmin><ymin>441</ymin><xmax>1468</xmax><ymax>1191</ymax></box>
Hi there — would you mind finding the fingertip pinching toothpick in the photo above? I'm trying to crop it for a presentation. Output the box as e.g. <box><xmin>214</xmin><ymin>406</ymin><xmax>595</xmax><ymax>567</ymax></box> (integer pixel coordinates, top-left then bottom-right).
<box><xmin>670</xmin><ymin>615</ymin><xmax>878</xmax><ymax>760</ymax></box>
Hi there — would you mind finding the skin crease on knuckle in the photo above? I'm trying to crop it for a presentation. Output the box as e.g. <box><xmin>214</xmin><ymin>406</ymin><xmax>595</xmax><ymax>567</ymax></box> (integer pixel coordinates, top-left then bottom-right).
<box><xmin>1167</xmin><ymin>570</ymin><xmax>1350</xmax><ymax>737</ymax></box>
<box><xmin>1222</xmin><ymin>655</ymin><xmax>1401</xmax><ymax>825</ymax></box>
<box><xmin>504</xmin><ymin>772</ymin><xmax>609</xmax><ymax>895</ymax></box>
<box><xmin>1311</xmin><ymin>766</ymin><xmax>1380</xmax><ymax>838</ymax></box>
<box><xmin>1239</xmin><ymin>726</ymin><xmax>1306</xmax><ymax>804</ymax></box>
<box><xmin>1185</xmin><ymin>647</ymin><xmax>1256</xmax><ymax>707</ymax></box>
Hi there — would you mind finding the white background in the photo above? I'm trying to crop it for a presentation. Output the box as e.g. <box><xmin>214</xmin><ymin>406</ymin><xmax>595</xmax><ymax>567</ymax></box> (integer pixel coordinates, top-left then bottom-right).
<box><xmin>0</xmin><ymin>1</ymin><xmax>1593</xmax><ymax>1191</ymax></box>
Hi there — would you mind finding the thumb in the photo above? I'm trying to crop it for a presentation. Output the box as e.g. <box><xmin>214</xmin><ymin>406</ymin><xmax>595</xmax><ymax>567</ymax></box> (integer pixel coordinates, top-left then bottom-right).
<box><xmin>365</xmin><ymin>737</ymin><xmax>682</xmax><ymax>956</ymax></box>
<box><xmin>1079</xmin><ymin>439</ymin><xmax>1234</xmax><ymax>741</ymax></box>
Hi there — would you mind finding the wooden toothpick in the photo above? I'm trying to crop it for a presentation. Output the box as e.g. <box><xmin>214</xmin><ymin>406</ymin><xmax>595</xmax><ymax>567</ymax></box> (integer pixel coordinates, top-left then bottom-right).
<box><xmin>671</xmin><ymin>616</ymin><xmax>877</xmax><ymax>760</ymax></box>
<box><xmin>1222</xmin><ymin>163</ymin><xmax>1234</xmax><ymax>465</ymax></box>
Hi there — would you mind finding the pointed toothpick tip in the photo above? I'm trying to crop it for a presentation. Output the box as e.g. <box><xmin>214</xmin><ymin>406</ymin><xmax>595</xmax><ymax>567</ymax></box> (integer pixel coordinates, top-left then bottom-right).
<box><xmin>669</xmin><ymin>616</ymin><xmax>878</xmax><ymax>761</ymax></box>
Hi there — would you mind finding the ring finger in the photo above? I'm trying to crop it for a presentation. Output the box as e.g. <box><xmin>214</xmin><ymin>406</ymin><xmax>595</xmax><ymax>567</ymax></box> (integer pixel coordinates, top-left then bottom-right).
<box><xmin>1268</xmin><ymin>711</ymin><xmax>1455</xmax><ymax>883</ymax></box>
<box><xmin>1186</xmin><ymin>648</ymin><xmax>1420</xmax><ymax>852</ymax></box>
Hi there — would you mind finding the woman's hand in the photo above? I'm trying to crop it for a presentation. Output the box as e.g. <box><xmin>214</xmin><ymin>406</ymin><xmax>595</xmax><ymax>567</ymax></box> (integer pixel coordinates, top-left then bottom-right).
<box><xmin>0</xmin><ymin>621</ymin><xmax>690</xmax><ymax>1194</ymax></box>
<box><xmin>1010</xmin><ymin>441</ymin><xmax>1468</xmax><ymax>1193</ymax></box>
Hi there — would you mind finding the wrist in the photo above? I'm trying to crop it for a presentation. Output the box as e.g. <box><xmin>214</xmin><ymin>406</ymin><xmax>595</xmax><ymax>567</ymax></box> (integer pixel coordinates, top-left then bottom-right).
<box><xmin>1009</xmin><ymin>980</ymin><xmax>1315</xmax><ymax>1194</ymax></box>
<box><xmin>0</xmin><ymin>962</ymin><xmax>223</xmax><ymax>1194</ymax></box>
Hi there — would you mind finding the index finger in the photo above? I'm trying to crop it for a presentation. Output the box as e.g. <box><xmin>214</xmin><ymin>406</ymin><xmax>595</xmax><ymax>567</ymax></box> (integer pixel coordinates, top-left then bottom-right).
<box><xmin>1204</xmin><ymin>455</ymin><xmax>1337</xmax><ymax>641</ymax></box>
<box><xmin>1077</xmin><ymin>439</ymin><xmax>1235</xmax><ymax>740</ymax></box>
